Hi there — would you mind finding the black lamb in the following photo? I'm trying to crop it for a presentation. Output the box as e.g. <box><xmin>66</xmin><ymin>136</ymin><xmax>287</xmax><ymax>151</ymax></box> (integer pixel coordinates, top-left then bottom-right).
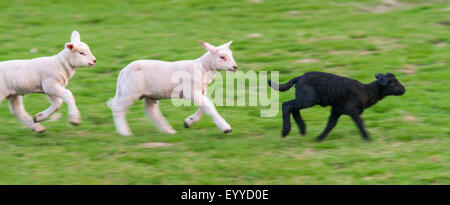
<box><xmin>268</xmin><ymin>72</ymin><xmax>405</xmax><ymax>141</ymax></box>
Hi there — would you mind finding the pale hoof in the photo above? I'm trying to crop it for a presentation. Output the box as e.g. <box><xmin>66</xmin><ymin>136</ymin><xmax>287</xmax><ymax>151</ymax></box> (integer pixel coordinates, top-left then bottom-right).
<box><xmin>118</xmin><ymin>130</ymin><xmax>132</xmax><ymax>136</ymax></box>
<box><xmin>164</xmin><ymin>129</ymin><xmax>177</xmax><ymax>134</ymax></box>
<box><xmin>184</xmin><ymin>117</ymin><xmax>195</xmax><ymax>128</ymax></box>
<box><xmin>33</xmin><ymin>124</ymin><xmax>46</xmax><ymax>133</ymax></box>
<box><xmin>33</xmin><ymin>113</ymin><xmax>48</xmax><ymax>123</ymax></box>
<box><xmin>69</xmin><ymin>115</ymin><xmax>81</xmax><ymax>126</ymax></box>
<box><xmin>221</xmin><ymin>123</ymin><xmax>232</xmax><ymax>134</ymax></box>
<box><xmin>70</xmin><ymin>120</ymin><xmax>81</xmax><ymax>126</ymax></box>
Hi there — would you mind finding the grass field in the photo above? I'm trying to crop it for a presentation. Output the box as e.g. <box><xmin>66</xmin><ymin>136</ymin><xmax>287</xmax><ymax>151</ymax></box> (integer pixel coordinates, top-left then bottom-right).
<box><xmin>0</xmin><ymin>0</ymin><xmax>448</xmax><ymax>184</ymax></box>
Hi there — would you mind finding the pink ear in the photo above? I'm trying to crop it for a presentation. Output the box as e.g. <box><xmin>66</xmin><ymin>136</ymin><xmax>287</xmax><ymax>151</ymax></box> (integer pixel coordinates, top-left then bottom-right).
<box><xmin>199</xmin><ymin>40</ymin><xmax>216</xmax><ymax>54</ymax></box>
<box><xmin>66</xmin><ymin>43</ymin><xmax>74</xmax><ymax>50</ymax></box>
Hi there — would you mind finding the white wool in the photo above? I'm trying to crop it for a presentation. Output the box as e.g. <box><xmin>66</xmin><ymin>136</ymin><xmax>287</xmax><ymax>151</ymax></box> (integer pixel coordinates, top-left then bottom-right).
<box><xmin>0</xmin><ymin>30</ymin><xmax>96</xmax><ymax>132</ymax></box>
<box><xmin>108</xmin><ymin>41</ymin><xmax>237</xmax><ymax>136</ymax></box>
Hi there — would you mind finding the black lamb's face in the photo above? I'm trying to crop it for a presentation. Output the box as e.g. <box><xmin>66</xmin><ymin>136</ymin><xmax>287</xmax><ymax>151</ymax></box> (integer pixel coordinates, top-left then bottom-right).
<box><xmin>375</xmin><ymin>73</ymin><xmax>406</xmax><ymax>96</ymax></box>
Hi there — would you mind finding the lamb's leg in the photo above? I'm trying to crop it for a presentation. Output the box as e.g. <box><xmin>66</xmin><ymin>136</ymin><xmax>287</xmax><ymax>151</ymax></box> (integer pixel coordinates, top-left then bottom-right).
<box><xmin>33</xmin><ymin>95</ymin><xmax>63</xmax><ymax>122</ymax></box>
<box><xmin>109</xmin><ymin>96</ymin><xmax>135</xmax><ymax>136</ymax></box>
<box><xmin>144</xmin><ymin>98</ymin><xmax>176</xmax><ymax>134</ymax></box>
<box><xmin>283</xmin><ymin>88</ymin><xmax>316</xmax><ymax>137</ymax></box>
<box><xmin>292</xmin><ymin>109</ymin><xmax>306</xmax><ymax>136</ymax></box>
<box><xmin>281</xmin><ymin>100</ymin><xmax>296</xmax><ymax>137</ymax></box>
<box><xmin>350</xmin><ymin>114</ymin><xmax>371</xmax><ymax>141</ymax></box>
<box><xmin>42</xmin><ymin>81</ymin><xmax>81</xmax><ymax>125</ymax></box>
<box><xmin>316</xmin><ymin>108</ymin><xmax>341</xmax><ymax>142</ymax></box>
<box><xmin>8</xmin><ymin>95</ymin><xmax>45</xmax><ymax>133</ymax></box>
<box><xmin>184</xmin><ymin>108</ymin><xmax>204</xmax><ymax>128</ymax></box>
<box><xmin>193</xmin><ymin>95</ymin><xmax>231</xmax><ymax>133</ymax></box>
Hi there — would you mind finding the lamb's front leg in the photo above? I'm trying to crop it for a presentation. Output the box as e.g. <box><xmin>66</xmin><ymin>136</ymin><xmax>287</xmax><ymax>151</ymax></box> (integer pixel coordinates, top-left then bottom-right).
<box><xmin>184</xmin><ymin>108</ymin><xmax>204</xmax><ymax>128</ymax></box>
<box><xmin>350</xmin><ymin>114</ymin><xmax>371</xmax><ymax>141</ymax></box>
<box><xmin>8</xmin><ymin>96</ymin><xmax>45</xmax><ymax>133</ymax></box>
<box><xmin>33</xmin><ymin>95</ymin><xmax>63</xmax><ymax>122</ymax></box>
<box><xmin>316</xmin><ymin>108</ymin><xmax>341</xmax><ymax>142</ymax></box>
<box><xmin>42</xmin><ymin>80</ymin><xmax>81</xmax><ymax>125</ymax></box>
<box><xmin>193</xmin><ymin>94</ymin><xmax>231</xmax><ymax>133</ymax></box>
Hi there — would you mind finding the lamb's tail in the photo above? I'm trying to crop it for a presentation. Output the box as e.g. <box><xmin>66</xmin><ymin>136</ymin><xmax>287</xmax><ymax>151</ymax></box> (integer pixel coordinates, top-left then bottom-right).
<box><xmin>268</xmin><ymin>76</ymin><xmax>300</xmax><ymax>92</ymax></box>
<box><xmin>107</xmin><ymin>98</ymin><xmax>114</xmax><ymax>109</ymax></box>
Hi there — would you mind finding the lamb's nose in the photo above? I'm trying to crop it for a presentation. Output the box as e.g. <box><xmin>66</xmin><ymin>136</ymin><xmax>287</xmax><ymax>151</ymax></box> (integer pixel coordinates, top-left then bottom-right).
<box><xmin>233</xmin><ymin>65</ymin><xmax>237</xmax><ymax>70</ymax></box>
<box><xmin>93</xmin><ymin>59</ymin><xmax>97</xmax><ymax>63</ymax></box>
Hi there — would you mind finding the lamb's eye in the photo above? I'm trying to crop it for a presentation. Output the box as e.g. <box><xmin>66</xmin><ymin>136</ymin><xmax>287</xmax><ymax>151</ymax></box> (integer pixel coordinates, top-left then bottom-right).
<box><xmin>220</xmin><ymin>56</ymin><xmax>227</xmax><ymax>61</ymax></box>
<box><xmin>79</xmin><ymin>52</ymin><xmax>86</xmax><ymax>56</ymax></box>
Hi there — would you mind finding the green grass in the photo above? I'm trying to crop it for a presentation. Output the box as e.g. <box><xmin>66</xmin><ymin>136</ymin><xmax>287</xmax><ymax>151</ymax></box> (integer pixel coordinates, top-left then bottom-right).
<box><xmin>0</xmin><ymin>0</ymin><xmax>449</xmax><ymax>184</ymax></box>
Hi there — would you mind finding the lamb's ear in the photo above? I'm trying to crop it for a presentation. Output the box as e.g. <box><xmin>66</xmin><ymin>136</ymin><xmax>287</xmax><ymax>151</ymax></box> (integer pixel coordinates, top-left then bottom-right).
<box><xmin>222</xmin><ymin>40</ymin><xmax>233</xmax><ymax>48</ymax></box>
<box><xmin>65</xmin><ymin>43</ymin><xmax>74</xmax><ymax>50</ymax></box>
<box><xmin>375</xmin><ymin>73</ymin><xmax>389</xmax><ymax>86</ymax></box>
<box><xmin>199</xmin><ymin>40</ymin><xmax>217</xmax><ymax>54</ymax></box>
<box><xmin>70</xmin><ymin>30</ymin><xmax>81</xmax><ymax>43</ymax></box>
<box><xmin>375</xmin><ymin>73</ymin><xmax>382</xmax><ymax>79</ymax></box>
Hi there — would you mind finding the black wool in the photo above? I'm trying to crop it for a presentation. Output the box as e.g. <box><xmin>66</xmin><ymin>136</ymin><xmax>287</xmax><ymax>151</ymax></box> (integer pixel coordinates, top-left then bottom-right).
<box><xmin>269</xmin><ymin>71</ymin><xmax>406</xmax><ymax>141</ymax></box>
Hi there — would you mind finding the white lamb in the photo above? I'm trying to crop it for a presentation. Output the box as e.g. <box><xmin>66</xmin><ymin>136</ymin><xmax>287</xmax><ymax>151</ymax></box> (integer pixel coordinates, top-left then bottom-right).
<box><xmin>108</xmin><ymin>40</ymin><xmax>238</xmax><ymax>136</ymax></box>
<box><xmin>0</xmin><ymin>31</ymin><xmax>96</xmax><ymax>133</ymax></box>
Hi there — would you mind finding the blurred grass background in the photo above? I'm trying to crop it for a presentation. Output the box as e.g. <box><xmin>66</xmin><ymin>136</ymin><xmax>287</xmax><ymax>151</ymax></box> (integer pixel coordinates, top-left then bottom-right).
<box><xmin>0</xmin><ymin>0</ymin><xmax>448</xmax><ymax>184</ymax></box>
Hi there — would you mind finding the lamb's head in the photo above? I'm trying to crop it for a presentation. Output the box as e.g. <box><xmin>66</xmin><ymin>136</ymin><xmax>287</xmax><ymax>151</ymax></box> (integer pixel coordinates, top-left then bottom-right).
<box><xmin>64</xmin><ymin>30</ymin><xmax>97</xmax><ymax>68</ymax></box>
<box><xmin>200</xmin><ymin>40</ymin><xmax>237</xmax><ymax>72</ymax></box>
<box><xmin>375</xmin><ymin>73</ymin><xmax>406</xmax><ymax>96</ymax></box>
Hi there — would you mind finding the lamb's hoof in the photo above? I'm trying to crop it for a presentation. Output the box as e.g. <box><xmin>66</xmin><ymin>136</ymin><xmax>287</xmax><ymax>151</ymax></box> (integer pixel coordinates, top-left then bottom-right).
<box><xmin>224</xmin><ymin>129</ymin><xmax>232</xmax><ymax>134</ymax></box>
<box><xmin>33</xmin><ymin>113</ymin><xmax>46</xmax><ymax>123</ymax></box>
<box><xmin>36</xmin><ymin>129</ymin><xmax>46</xmax><ymax>134</ymax></box>
<box><xmin>300</xmin><ymin>130</ymin><xmax>306</xmax><ymax>136</ymax></box>
<box><xmin>118</xmin><ymin>131</ymin><xmax>132</xmax><ymax>136</ymax></box>
<box><xmin>184</xmin><ymin>122</ymin><xmax>190</xmax><ymax>128</ymax></box>
<box><xmin>69</xmin><ymin>116</ymin><xmax>81</xmax><ymax>126</ymax></box>
<box><xmin>70</xmin><ymin>121</ymin><xmax>81</xmax><ymax>126</ymax></box>
<box><xmin>165</xmin><ymin>129</ymin><xmax>177</xmax><ymax>134</ymax></box>
<box><xmin>315</xmin><ymin>137</ymin><xmax>325</xmax><ymax>142</ymax></box>
<box><xmin>69</xmin><ymin>114</ymin><xmax>81</xmax><ymax>126</ymax></box>
<box><xmin>33</xmin><ymin>125</ymin><xmax>46</xmax><ymax>133</ymax></box>
<box><xmin>363</xmin><ymin>137</ymin><xmax>372</xmax><ymax>142</ymax></box>
<box><xmin>281</xmin><ymin>130</ymin><xmax>289</xmax><ymax>138</ymax></box>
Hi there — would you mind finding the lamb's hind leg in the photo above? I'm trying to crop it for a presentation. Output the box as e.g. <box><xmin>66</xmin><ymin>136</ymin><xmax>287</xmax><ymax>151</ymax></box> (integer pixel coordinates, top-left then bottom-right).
<box><xmin>109</xmin><ymin>96</ymin><xmax>136</xmax><ymax>136</ymax></box>
<box><xmin>145</xmin><ymin>98</ymin><xmax>176</xmax><ymax>134</ymax></box>
<box><xmin>292</xmin><ymin>109</ymin><xmax>306</xmax><ymax>136</ymax></box>
<box><xmin>8</xmin><ymin>95</ymin><xmax>45</xmax><ymax>133</ymax></box>
<box><xmin>281</xmin><ymin>100</ymin><xmax>296</xmax><ymax>137</ymax></box>
<box><xmin>281</xmin><ymin>89</ymin><xmax>315</xmax><ymax>137</ymax></box>
<box><xmin>33</xmin><ymin>95</ymin><xmax>63</xmax><ymax>122</ymax></box>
